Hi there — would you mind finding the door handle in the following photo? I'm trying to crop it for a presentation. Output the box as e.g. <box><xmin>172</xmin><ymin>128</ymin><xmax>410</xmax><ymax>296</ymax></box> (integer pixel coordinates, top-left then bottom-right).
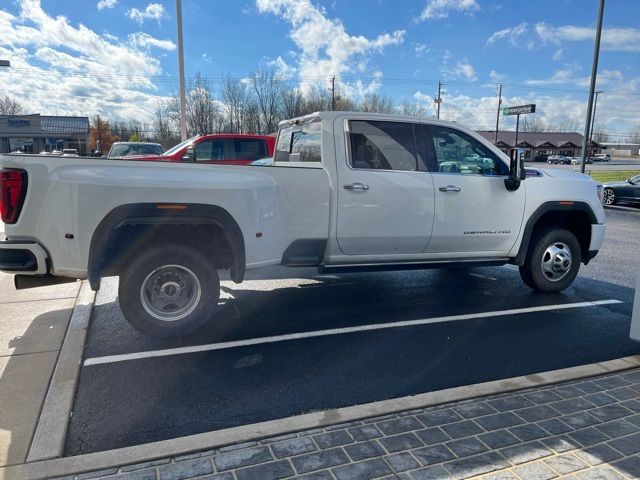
<box><xmin>344</xmin><ymin>182</ymin><xmax>369</xmax><ymax>191</ymax></box>
<box><xmin>439</xmin><ymin>185</ymin><xmax>461</xmax><ymax>192</ymax></box>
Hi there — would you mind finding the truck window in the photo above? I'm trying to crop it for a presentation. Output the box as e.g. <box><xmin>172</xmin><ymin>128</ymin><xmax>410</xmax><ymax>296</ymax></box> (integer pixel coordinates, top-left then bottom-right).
<box><xmin>428</xmin><ymin>126</ymin><xmax>507</xmax><ymax>176</ymax></box>
<box><xmin>196</xmin><ymin>139</ymin><xmax>226</xmax><ymax>161</ymax></box>
<box><xmin>234</xmin><ymin>139</ymin><xmax>267</xmax><ymax>161</ymax></box>
<box><xmin>274</xmin><ymin>122</ymin><xmax>321</xmax><ymax>163</ymax></box>
<box><xmin>349</xmin><ymin>121</ymin><xmax>417</xmax><ymax>171</ymax></box>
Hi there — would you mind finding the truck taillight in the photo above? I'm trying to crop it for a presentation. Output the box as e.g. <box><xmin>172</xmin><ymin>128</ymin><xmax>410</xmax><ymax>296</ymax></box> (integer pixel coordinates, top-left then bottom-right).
<box><xmin>0</xmin><ymin>169</ymin><xmax>28</xmax><ymax>224</ymax></box>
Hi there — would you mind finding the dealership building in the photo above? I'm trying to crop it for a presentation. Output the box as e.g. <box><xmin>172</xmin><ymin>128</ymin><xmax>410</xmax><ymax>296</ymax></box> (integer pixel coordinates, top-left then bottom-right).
<box><xmin>0</xmin><ymin>114</ymin><xmax>90</xmax><ymax>155</ymax></box>
<box><xmin>477</xmin><ymin>131</ymin><xmax>601</xmax><ymax>160</ymax></box>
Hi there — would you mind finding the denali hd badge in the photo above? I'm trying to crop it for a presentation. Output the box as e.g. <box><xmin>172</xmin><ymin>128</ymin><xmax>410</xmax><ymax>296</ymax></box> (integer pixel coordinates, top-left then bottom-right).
<box><xmin>464</xmin><ymin>230</ymin><xmax>511</xmax><ymax>235</ymax></box>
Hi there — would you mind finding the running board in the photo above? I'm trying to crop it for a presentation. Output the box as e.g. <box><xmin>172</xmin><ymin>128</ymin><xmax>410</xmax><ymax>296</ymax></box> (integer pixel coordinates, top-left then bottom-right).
<box><xmin>319</xmin><ymin>258</ymin><xmax>509</xmax><ymax>274</ymax></box>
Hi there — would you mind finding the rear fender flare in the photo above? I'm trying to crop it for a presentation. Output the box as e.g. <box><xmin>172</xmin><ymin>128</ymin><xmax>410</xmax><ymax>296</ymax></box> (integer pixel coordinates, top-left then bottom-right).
<box><xmin>88</xmin><ymin>203</ymin><xmax>245</xmax><ymax>290</ymax></box>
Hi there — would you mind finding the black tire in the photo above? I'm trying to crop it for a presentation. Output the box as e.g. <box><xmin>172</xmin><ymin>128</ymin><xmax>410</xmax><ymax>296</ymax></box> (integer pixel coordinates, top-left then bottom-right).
<box><xmin>118</xmin><ymin>244</ymin><xmax>220</xmax><ymax>338</ymax></box>
<box><xmin>603</xmin><ymin>188</ymin><xmax>617</xmax><ymax>206</ymax></box>
<box><xmin>519</xmin><ymin>228</ymin><xmax>581</xmax><ymax>293</ymax></box>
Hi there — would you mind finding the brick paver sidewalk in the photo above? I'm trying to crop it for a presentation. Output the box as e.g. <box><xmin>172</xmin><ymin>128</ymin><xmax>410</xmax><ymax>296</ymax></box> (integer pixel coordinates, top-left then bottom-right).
<box><xmin>58</xmin><ymin>369</ymin><xmax>640</xmax><ymax>480</ymax></box>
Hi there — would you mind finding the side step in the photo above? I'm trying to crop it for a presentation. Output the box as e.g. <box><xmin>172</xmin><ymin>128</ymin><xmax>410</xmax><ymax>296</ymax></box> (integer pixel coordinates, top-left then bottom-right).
<box><xmin>319</xmin><ymin>258</ymin><xmax>509</xmax><ymax>274</ymax></box>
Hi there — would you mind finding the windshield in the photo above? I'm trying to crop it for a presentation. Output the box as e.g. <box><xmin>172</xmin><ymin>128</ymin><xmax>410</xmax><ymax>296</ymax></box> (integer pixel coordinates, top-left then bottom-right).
<box><xmin>109</xmin><ymin>143</ymin><xmax>164</xmax><ymax>157</ymax></box>
<box><xmin>163</xmin><ymin>137</ymin><xmax>198</xmax><ymax>156</ymax></box>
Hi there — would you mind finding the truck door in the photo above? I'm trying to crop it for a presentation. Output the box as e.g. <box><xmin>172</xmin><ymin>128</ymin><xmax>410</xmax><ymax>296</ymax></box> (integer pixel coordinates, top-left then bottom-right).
<box><xmin>335</xmin><ymin>118</ymin><xmax>436</xmax><ymax>255</ymax></box>
<box><xmin>424</xmin><ymin>124</ymin><xmax>525</xmax><ymax>254</ymax></box>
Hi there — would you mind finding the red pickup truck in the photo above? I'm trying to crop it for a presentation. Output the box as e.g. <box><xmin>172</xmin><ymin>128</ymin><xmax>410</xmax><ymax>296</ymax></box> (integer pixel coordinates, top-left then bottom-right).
<box><xmin>120</xmin><ymin>134</ymin><xmax>275</xmax><ymax>165</ymax></box>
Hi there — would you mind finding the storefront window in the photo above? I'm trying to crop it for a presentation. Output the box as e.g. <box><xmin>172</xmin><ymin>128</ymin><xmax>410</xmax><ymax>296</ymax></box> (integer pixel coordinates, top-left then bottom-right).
<box><xmin>8</xmin><ymin>138</ymin><xmax>34</xmax><ymax>153</ymax></box>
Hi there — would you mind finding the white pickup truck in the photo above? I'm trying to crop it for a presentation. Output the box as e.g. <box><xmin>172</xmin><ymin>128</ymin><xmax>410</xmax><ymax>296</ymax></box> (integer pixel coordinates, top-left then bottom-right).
<box><xmin>0</xmin><ymin>112</ymin><xmax>605</xmax><ymax>337</ymax></box>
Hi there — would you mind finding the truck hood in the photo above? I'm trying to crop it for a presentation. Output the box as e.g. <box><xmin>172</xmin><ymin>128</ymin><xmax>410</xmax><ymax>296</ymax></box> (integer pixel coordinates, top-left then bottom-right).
<box><xmin>534</xmin><ymin>167</ymin><xmax>594</xmax><ymax>182</ymax></box>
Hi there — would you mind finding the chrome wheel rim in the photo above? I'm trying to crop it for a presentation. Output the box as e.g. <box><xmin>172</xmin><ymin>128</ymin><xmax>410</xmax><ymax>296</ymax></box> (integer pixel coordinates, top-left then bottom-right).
<box><xmin>140</xmin><ymin>265</ymin><xmax>201</xmax><ymax>321</ymax></box>
<box><xmin>541</xmin><ymin>242</ymin><xmax>572</xmax><ymax>282</ymax></box>
<box><xmin>603</xmin><ymin>189</ymin><xmax>615</xmax><ymax>205</ymax></box>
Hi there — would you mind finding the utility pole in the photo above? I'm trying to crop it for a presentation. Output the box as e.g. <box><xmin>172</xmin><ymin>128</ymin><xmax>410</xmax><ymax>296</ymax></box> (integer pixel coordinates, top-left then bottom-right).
<box><xmin>580</xmin><ymin>0</ymin><xmax>605</xmax><ymax>173</ymax></box>
<box><xmin>96</xmin><ymin>114</ymin><xmax>102</xmax><ymax>154</ymax></box>
<box><xmin>434</xmin><ymin>81</ymin><xmax>442</xmax><ymax>119</ymax></box>
<box><xmin>588</xmin><ymin>90</ymin><xmax>603</xmax><ymax>152</ymax></box>
<box><xmin>176</xmin><ymin>0</ymin><xmax>188</xmax><ymax>141</ymax></box>
<box><xmin>330</xmin><ymin>76</ymin><xmax>336</xmax><ymax>111</ymax></box>
<box><xmin>495</xmin><ymin>84</ymin><xmax>503</xmax><ymax>145</ymax></box>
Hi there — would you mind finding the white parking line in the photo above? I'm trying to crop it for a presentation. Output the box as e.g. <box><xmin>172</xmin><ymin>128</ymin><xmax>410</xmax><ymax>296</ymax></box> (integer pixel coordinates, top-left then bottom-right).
<box><xmin>84</xmin><ymin>299</ymin><xmax>623</xmax><ymax>367</ymax></box>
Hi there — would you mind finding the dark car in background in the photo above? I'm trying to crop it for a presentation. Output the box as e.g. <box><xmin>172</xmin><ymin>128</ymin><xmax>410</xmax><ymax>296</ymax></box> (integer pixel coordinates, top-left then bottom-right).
<box><xmin>107</xmin><ymin>142</ymin><xmax>165</xmax><ymax>158</ymax></box>
<box><xmin>602</xmin><ymin>173</ymin><xmax>640</xmax><ymax>206</ymax></box>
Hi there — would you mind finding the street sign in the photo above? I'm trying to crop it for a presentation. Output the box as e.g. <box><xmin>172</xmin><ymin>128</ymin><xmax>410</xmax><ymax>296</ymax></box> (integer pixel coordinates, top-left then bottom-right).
<box><xmin>503</xmin><ymin>104</ymin><xmax>536</xmax><ymax>116</ymax></box>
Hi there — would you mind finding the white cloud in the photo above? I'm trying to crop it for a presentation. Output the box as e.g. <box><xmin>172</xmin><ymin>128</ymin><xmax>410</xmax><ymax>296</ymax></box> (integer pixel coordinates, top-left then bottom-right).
<box><xmin>0</xmin><ymin>0</ymin><xmax>172</xmax><ymax>120</ymax></box>
<box><xmin>525</xmin><ymin>68</ymin><xmax>623</xmax><ymax>88</ymax></box>
<box><xmin>127</xmin><ymin>3</ymin><xmax>166</xmax><ymax>24</ymax></box>
<box><xmin>256</xmin><ymin>0</ymin><xmax>404</xmax><ymax>95</ymax></box>
<box><xmin>487</xmin><ymin>22</ymin><xmax>535</xmax><ymax>50</ymax></box>
<box><xmin>417</xmin><ymin>0</ymin><xmax>479</xmax><ymax>21</ymax></box>
<box><xmin>453</xmin><ymin>60</ymin><xmax>476</xmax><ymax>81</ymax></box>
<box><xmin>489</xmin><ymin>70</ymin><xmax>505</xmax><ymax>82</ymax></box>
<box><xmin>267</xmin><ymin>56</ymin><xmax>297</xmax><ymax>78</ymax></box>
<box><xmin>488</xmin><ymin>22</ymin><xmax>640</xmax><ymax>52</ymax></box>
<box><xmin>97</xmin><ymin>0</ymin><xmax>117</xmax><ymax>10</ymax></box>
<box><xmin>201</xmin><ymin>52</ymin><xmax>212</xmax><ymax>64</ymax></box>
<box><xmin>128</xmin><ymin>32</ymin><xmax>175</xmax><ymax>50</ymax></box>
<box><xmin>414</xmin><ymin>42</ymin><xmax>430</xmax><ymax>57</ymax></box>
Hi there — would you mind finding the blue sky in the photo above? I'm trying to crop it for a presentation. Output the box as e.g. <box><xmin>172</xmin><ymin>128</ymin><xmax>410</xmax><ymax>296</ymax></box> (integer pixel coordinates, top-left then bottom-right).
<box><xmin>0</xmin><ymin>0</ymin><xmax>639</xmax><ymax>138</ymax></box>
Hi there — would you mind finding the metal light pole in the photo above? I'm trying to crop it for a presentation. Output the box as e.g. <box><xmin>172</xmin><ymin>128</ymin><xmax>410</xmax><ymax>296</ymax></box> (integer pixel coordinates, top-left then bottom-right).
<box><xmin>580</xmin><ymin>0</ymin><xmax>605</xmax><ymax>173</ymax></box>
<box><xmin>588</xmin><ymin>90</ymin><xmax>603</xmax><ymax>153</ymax></box>
<box><xmin>495</xmin><ymin>84</ymin><xmax>503</xmax><ymax>145</ymax></box>
<box><xmin>176</xmin><ymin>0</ymin><xmax>187</xmax><ymax>141</ymax></box>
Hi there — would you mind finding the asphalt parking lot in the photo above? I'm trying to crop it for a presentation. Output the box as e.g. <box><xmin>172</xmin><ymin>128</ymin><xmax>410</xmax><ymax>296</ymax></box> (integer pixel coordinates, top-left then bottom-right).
<box><xmin>64</xmin><ymin>208</ymin><xmax>640</xmax><ymax>456</ymax></box>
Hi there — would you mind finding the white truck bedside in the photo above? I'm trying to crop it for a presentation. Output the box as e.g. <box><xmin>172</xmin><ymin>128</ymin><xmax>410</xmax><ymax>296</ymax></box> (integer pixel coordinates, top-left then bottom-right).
<box><xmin>0</xmin><ymin>112</ymin><xmax>606</xmax><ymax>337</ymax></box>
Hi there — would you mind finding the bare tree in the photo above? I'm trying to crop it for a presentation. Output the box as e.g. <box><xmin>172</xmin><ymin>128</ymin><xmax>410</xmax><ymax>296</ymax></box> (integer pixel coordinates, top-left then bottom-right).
<box><xmin>628</xmin><ymin>124</ymin><xmax>640</xmax><ymax>143</ymax></box>
<box><xmin>400</xmin><ymin>100</ymin><xmax>429</xmax><ymax>118</ymax></box>
<box><xmin>151</xmin><ymin>102</ymin><xmax>177</xmax><ymax>148</ymax></box>
<box><xmin>221</xmin><ymin>77</ymin><xmax>252</xmax><ymax>133</ymax></box>
<box><xmin>591</xmin><ymin>125</ymin><xmax>609</xmax><ymax>143</ymax></box>
<box><xmin>249</xmin><ymin>66</ymin><xmax>284</xmax><ymax>134</ymax></box>
<box><xmin>520</xmin><ymin>117</ymin><xmax>546</xmax><ymax>132</ymax></box>
<box><xmin>243</xmin><ymin>101</ymin><xmax>262</xmax><ymax>135</ymax></box>
<box><xmin>168</xmin><ymin>73</ymin><xmax>222</xmax><ymax>136</ymax></box>
<box><xmin>282</xmin><ymin>88</ymin><xmax>306</xmax><ymax>119</ymax></box>
<box><xmin>0</xmin><ymin>95</ymin><xmax>25</xmax><ymax>115</ymax></box>
<box><xmin>544</xmin><ymin>118</ymin><xmax>580</xmax><ymax>132</ymax></box>
<box><xmin>358</xmin><ymin>93</ymin><xmax>395</xmax><ymax>114</ymax></box>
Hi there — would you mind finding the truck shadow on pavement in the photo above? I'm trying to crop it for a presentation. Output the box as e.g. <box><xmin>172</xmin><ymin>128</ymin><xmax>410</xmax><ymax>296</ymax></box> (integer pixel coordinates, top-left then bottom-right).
<box><xmin>63</xmin><ymin>267</ymin><xmax>640</xmax><ymax>456</ymax></box>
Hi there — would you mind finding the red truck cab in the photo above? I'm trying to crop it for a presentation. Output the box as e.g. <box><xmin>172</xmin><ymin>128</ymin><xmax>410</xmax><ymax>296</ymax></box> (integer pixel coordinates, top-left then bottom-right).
<box><xmin>126</xmin><ymin>134</ymin><xmax>275</xmax><ymax>165</ymax></box>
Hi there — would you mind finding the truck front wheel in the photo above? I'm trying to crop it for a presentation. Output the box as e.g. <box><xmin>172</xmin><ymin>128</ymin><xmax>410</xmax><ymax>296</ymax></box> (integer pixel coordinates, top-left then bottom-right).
<box><xmin>118</xmin><ymin>244</ymin><xmax>220</xmax><ymax>337</ymax></box>
<box><xmin>519</xmin><ymin>228</ymin><xmax>581</xmax><ymax>293</ymax></box>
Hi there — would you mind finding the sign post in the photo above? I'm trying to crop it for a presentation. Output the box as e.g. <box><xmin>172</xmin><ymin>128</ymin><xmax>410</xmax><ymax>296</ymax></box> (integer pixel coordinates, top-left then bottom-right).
<box><xmin>503</xmin><ymin>104</ymin><xmax>536</xmax><ymax>161</ymax></box>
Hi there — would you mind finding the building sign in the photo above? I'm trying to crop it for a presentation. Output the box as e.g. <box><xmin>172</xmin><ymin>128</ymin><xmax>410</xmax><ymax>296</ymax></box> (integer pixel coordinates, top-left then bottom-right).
<box><xmin>503</xmin><ymin>104</ymin><xmax>536</xmax><ymax>116</ymax></box>
<box><xmin>7</xmin><ymin>119</ymin><xmax>30</xmax><ymax>127</ymax></box>
<box><xmin>0</xmin><ymin>114</ymin><xmax>43</xmax><ymax>135</ymax></box>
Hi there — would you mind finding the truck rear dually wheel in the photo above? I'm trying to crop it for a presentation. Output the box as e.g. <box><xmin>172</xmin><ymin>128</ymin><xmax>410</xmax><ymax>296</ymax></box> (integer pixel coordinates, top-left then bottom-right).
<box><xmin>519</xmin><ymin>228</ymin><xmax>581</xmax><ymax>293</ymax></box>
<box><xmin>118</xmin><ymin>244</ymin><xmax>220</xmax><ymax>338</ymax></box>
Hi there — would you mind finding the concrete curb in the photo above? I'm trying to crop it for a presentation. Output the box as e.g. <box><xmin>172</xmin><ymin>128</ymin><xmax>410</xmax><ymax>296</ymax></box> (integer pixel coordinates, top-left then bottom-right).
<box><xmin>25</xmin><ymin>281</ymin><xmax>96</xmax><ymax>463</ymax></box>
<box><xmin>3</xmin><ymin>354</ymin><xmax>639</xmax><ymax>480</ymax></box>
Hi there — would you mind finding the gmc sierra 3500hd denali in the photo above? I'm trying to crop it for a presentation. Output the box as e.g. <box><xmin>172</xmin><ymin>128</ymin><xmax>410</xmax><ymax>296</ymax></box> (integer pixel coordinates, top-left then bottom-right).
<box><xmin>0</xmin><ymin>112</ymin><xmax>605</xmax><ymax>337</ymax></box>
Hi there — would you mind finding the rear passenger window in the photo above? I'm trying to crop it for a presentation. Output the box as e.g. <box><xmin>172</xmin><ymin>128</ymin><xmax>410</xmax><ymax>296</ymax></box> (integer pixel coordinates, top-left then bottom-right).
<box><xmin>274</xmin><ymin>122</ymin><xmax>321</xmax><ymax>163</ymax></box>
<box><xmin>349</xmin><ymin>121</ymin><xmax>417</xmax><ymax>171</ymax></box>
<box><xmin>234</xmin><ymin>139</ymin><xmax>266</xmax><ymax>161</ymax></box>
<box><xmin>429</xmin><ymin>126</ymin><xmax>508</xmax><ymax>176</ymax></box>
